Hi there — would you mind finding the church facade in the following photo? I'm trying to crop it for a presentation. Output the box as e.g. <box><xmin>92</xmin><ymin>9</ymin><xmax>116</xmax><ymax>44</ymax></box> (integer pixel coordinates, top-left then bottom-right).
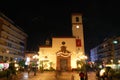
<box><xmin>38</xmin><ymin>13</ymin><xmax>85</xmax><ymax>71</ymax></box>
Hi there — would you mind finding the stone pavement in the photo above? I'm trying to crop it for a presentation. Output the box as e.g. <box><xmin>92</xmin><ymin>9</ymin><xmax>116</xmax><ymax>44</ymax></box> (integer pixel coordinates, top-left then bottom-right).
<box><xmin>20</xmin><ymin>71</ymin><xmax>97</xmax><ymax>80</ymax></box>
<box><xmin>0</xmin><ymin>71</ymin><xmax>97</xmax><ymax>80</ymax></box>
<box><xmin>1</xmin><ymin>71</ymin><xmax>119</xmax><ymax>80</ymax></box>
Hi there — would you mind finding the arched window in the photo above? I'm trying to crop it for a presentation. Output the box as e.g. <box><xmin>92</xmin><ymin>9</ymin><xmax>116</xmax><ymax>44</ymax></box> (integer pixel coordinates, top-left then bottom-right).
<box><xmin>76</xmin><ymin>17</ymin><xmax>79</xmax><ymax>22</ymax></box>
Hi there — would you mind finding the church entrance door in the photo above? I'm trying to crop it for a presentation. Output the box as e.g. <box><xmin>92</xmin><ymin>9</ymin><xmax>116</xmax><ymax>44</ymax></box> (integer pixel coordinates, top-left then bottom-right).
<box><xmin>60</xmin><ymin>59</ymin><xmax>68</xmax><ymax>71</ymax></box>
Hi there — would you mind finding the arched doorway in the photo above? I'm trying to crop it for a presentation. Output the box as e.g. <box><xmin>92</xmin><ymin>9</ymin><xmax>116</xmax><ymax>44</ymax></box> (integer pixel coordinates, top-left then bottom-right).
<box><xmin>56</xmin><ymin>52</ymin><xmax>71</xmax><ymax>71</ymax></box>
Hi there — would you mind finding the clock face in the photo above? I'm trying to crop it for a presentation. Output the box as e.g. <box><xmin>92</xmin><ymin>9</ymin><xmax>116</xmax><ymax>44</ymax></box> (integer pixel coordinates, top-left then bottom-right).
<box><xmin>76</xmin><ymin>25</ymin><xmax>79</xmax><ymax>28</ymax></box>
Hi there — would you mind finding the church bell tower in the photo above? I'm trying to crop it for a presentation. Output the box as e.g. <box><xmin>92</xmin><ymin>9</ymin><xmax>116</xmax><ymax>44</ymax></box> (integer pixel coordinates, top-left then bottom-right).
<box><xmin>72</xmin><ymin>13</ymin><xmax>85</xmax><ymax>54</ymax></box>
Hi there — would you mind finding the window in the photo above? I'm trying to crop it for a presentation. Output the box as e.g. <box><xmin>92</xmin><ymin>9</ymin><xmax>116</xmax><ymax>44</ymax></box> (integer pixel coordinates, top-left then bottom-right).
<box><xmin>76</xmin><ymin>17</ymin><xmax>79</xmax><ymax>22</ymax></box>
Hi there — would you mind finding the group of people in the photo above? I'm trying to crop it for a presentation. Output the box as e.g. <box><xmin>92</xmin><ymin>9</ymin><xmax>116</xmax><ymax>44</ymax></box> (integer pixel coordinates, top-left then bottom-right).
<box><xmin>96</xmin><ymin>68</ymin><xmax>113</xmax><ymax>80</ymax></box>
<box><xmin>71</xmin><ymin>71</ymin><xmax>88</xmax><ymax>80</ymax></box>
<box><xmin>27</xmin><ymin>64</ymin><xmax>37</xmax><ymax>76</ymax></box>
<box><xmin>6</xmin><ymin>63</ymin><xmax>17</xmax><ymax>80</ymax></box>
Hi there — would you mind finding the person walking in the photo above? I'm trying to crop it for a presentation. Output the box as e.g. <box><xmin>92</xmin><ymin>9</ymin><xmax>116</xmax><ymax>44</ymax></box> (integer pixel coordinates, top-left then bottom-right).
<box><xmin>27</xmin><ymin>65</ymin><xmax>31</xmax><ymax>75</ymax></box>
<box><xmin>96</xmin><ymin>69</ymin><xmax>101</xmax><ymax>80</ymax></box>
<box><xmin>85</xmin><ymin>72</ymin><xmax>88</xmax><ymax>80</ymax></box>
<box><xmin>79</xmin><ymin>71</ymin><xmax>85</xmax><ymax>80</ymax></box>
<box><xmin>33</xmin><ymin>66</ymin><xmax>37</xmax><ymax>76</ymax></box>
<box><xmin>6</xmin><ymin>68</ymin><xmax>10</xmax><ymax>80</ymax></box>
<box><xmin>107</xmin><ymin>69</ymin><xmax>112</xmax><ymax>80</ymax></box>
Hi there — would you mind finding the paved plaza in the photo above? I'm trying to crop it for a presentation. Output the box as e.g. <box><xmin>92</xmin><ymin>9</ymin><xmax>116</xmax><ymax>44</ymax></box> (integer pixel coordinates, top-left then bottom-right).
<box><xmin>0</xmin><ymin>71</ymin><xmax>97</xmax><ymax>80</ymax></box>
<box><xmin>19</xmin><ymin>71</ymin><xmax>97</xmax><ymax>80</ymax></box>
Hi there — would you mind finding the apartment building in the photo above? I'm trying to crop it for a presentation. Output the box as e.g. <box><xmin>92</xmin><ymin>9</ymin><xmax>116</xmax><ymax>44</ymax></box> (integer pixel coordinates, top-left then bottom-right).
<box><xmin>0</xmin><ymin>12</ymin><xmax>28</xmax><ymax>62</ymax></box>
<box><xmin>90</xmin><ymin>36</ymin><xmax>120</xmax><ymax>64</ymax></box>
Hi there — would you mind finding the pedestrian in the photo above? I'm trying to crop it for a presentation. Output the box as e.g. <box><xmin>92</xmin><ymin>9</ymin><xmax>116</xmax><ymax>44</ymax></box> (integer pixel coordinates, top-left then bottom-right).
<box><xmin>107</xmin><ymin>70</ymin><xmax>112</xmax><ymax>80</ymax></box>
<box><xmin>33</xmin><ymin>66</ymin><xmax>37</xmax><ymax>76</ymax></box>
<box><xmin>27</xmin><ymin>65</ymin><xmax>31</xmax><ymax>75</ymax></box>
<box><xmin>96</xmin><ymin>69</ymin><xmax>100</xmax><ymax>80</ymax></box>
<box><xmin>85</xmin><ymin>72</ymin><xmax>88</xmax><ymax>80</ymax></box>
<box><xmin>79</xmin><ymin>71</ymin><xmax>85</xmax><ymax>80</ymax></box>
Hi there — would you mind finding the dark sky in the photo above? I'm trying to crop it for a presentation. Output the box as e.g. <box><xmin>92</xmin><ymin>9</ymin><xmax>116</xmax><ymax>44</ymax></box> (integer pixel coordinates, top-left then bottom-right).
<box><xmin>0</xmin><ymin>0</ymin><xmax>119</xmax><ymax>54</ymax></box>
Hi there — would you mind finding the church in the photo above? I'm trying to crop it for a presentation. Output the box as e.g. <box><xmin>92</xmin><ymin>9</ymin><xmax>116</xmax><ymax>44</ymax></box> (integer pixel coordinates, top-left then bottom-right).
<box><xmin>38</xmin><ymin>13</ymin><xmax>85</xmax><ymax>71</ymax></box>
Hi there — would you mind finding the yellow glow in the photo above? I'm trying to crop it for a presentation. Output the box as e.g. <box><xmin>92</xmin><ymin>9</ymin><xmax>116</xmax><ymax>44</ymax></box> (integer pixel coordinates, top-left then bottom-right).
<box><xmin>76</xmin><ymin>25</ymin><xmax>79</xmax><ymax>28</ymax></box>
<box><xmin>105</xmin><ymin>64</ymin><xmax>116</xmax><ymax>69</ymax></box>
<box><xmin>100</xmin><ymin>69</ymin><xmax>105</xmax><ymax>76</ymax></box>
<box><xmin>14</xmin><ymin>63</ymin><xmax>19</xmax><ymax>67</ymax></box>
<box><xmin>111</xmin><ymin>60</ymin><xmax>113</xmax><ymax>63</ymax></box>
<box><xmin>71</xmin><ymin>60</ymin><xmax>77</xmax><ymax>68</ymax></box>
<box><xmin>118</xmin><ymin>60</ymin><xmax>120</xmax><ymax>63</ymax></box>
<box><xmin>78</xmin><ymin>64</ymin><xmax>82</xmax><ymax>68</ymax></box>
<box><xmin>78</xmin><ymin>55</ymin><xmax>88</xmax><ymax>60</ymax></box>
<box><xmin>78</xmin><ymin>52</ymin><xmax>83</xmax><ymax>55</ymax></box>
<box><xmin>14</xmin><ymin>60</ymin><xmax>16</xmax><ymax>63</ymax></box>
<box><xmin>33</xmin><ymin>55</ymin><xmax>39</xmax><ymax>59</ymax></box>
<box><xmin>16</xmin><ymin>67</ymin><xmax>19</xmax><ymax>71</ymax></box>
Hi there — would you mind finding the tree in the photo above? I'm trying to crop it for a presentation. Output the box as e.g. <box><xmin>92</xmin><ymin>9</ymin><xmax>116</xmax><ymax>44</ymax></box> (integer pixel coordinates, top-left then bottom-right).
<box><xmin>18</xmin><ymin>59</ymin><xmax>25</xmax><ymax>67</ymax></box>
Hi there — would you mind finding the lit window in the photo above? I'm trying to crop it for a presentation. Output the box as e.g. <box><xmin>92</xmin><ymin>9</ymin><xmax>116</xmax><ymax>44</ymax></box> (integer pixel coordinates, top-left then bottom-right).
<box><xmin>113</xmin><ymin>40</ymin><xmax>118</xmax><ymax>44</ymax></box>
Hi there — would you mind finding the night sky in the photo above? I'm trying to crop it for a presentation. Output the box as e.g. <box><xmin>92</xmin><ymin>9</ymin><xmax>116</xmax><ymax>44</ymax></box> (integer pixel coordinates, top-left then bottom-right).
<box><xmin>0</xmin><ymin>0</ymin><xmax>118</xmax><ymax>54</ymax></box>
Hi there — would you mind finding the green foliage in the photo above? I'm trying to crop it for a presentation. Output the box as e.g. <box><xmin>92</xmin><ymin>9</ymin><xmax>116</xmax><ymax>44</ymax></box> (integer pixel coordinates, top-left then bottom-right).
<box><xmin>31</xmin><ymin>62</ymin><xmax>35</xmax><ymax>66</ymax></box>
<box><xmin>76</xmin><ymin>60</ymin><xmax>88</xmax><ymax>72</ymax></box>
<box><xmin>18</xmin><ymin>60</ymin><xmax>25</xmax><ymax>67</ymax></box>
<box><xmin>39</xmin><ymin>66</ymin><xmax>44</xmax><ymax>73</ymax></box>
